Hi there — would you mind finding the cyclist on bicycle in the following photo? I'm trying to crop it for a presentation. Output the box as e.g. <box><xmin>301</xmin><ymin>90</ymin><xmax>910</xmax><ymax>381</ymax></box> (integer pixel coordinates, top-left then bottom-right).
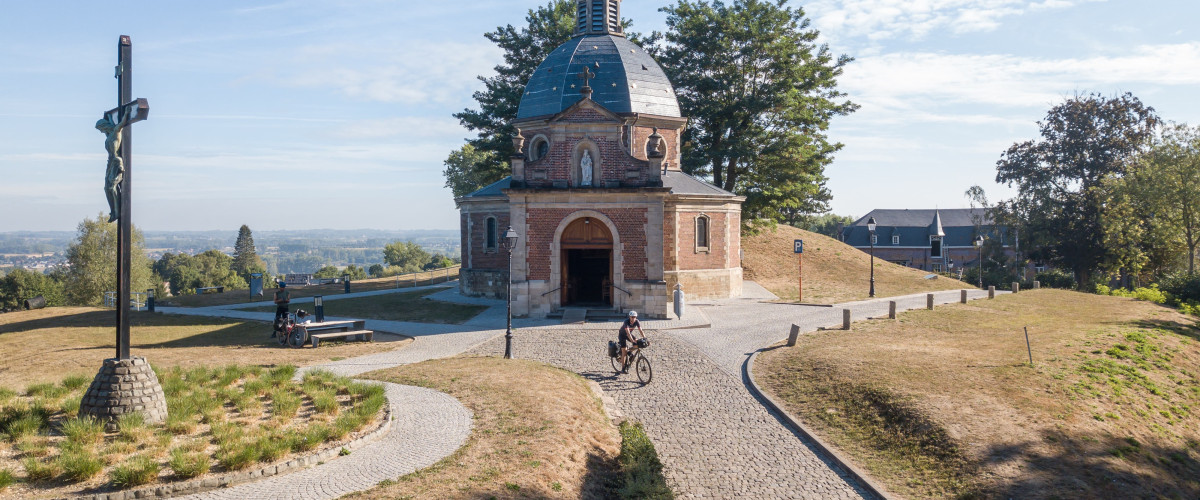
<box><xmin>617</xmin><ymin>310</ymin><xmax>645</xmax><ymax>373</ymax></box>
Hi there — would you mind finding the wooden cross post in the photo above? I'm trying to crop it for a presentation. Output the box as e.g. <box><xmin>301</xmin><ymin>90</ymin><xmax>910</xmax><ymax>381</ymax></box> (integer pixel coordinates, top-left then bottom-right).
<box><xmin>104</xmin><ymin>36</ymin><xmax>150</xmax><ymax>360</ymax></box>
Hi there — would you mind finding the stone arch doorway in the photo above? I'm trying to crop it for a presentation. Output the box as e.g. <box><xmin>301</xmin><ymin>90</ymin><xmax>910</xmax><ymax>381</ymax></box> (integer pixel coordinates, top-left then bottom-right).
<box><xmin>560</xmin><ymin>217</ymin><xmax>613</xmax><ymax>306</ymax></box>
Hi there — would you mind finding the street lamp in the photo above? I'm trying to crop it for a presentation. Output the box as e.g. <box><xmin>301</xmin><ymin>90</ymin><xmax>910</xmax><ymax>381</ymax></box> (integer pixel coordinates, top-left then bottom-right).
<box><xmin>974</xmin><ymin>235</ymin><xmax>985</xmax><ymax>289</ymax></box>
<box><xmin>867</xmin><ymin>216</ymin><xmax>877</xmax><ymax>298</ymax></box>
<box><xmin>503</xmin><ymin>226</ymin><xmax>519</xmax><ymax>359</ymax></box>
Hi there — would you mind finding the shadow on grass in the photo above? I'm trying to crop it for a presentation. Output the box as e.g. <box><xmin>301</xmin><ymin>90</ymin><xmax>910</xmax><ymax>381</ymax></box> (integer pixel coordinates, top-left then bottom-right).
<box><xmin>1128</xmin><ymin>317</ymin><xmax>1200</xmax><ymax>342</ymax></box>
<box><xmin>982</xmin><ymin>430</ymin><xmax>1200</xmax><ymax>499</ymax></box>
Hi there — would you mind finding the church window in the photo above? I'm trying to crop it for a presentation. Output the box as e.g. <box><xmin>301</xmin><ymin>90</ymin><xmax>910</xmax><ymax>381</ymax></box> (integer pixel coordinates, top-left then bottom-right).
<box><xmin>892</xmin><ymin>235</ymin><xmax>900</xmax><ymax>245</ymax></box>
<box><xmin>930</xmin><ymin>236</ymin><xmax>943</xmax><ymax>258</ymax></box>
<box><xmin>528</xmin><ymin>136</ymin><xmax>549</xmax><ymax>162</ymax></box>
<box><xmin>695</xmin><ymin>215</ymin><xmax>710</xmax><ymax>252</ymax></box>
<box><xmin>485</xmin><ymin>217</ymin><xmax>498</xmax><ymax>252</ymax></box>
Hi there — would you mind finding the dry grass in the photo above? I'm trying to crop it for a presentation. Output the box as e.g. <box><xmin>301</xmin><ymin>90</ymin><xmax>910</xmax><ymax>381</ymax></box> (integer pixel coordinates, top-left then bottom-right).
<box><xmin>236</xmin><ymin>287</ymin><xmax>487</xmax><ymax>324</ymax></box>
<box><xmin>352</xmin><ymin>357</ymin><xmax>622</xmax><ymax>499</ymax></box>
<box><xmin>0</xmin><ymin>308</ymin><xmax>411</xmax><ymax>391</ymax></box>
<box><xmin>160</xmin><ymin>266</ymin><xmax>461</xmax><ymax>308</ymax></box>
<box><xmin>755</xmin><ymin>289</ymin><xmax>1200</xmax><ymax>499</ymax></box>
<box><xmin>743</xmin><ymin>225</ymin><xmax>970</xmax><ymax>303</ymax></box>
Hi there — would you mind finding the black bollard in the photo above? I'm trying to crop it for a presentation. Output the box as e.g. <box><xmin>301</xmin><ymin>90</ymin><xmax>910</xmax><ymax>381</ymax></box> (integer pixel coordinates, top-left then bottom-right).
<box><xmin>314</xmin><ymin>296</ymin><xmax>325</xmax><ymax>323</ymax></box>
<box><xmin>146</xmin><ymin>289</ymin><xmax>155</xmax><ymax>312</ymax></box>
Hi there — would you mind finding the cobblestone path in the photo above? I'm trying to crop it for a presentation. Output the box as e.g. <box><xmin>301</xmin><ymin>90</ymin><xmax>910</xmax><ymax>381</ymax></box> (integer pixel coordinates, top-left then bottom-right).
<box><xmin>179</xmin><ymin>383</ymin><xmax>471</xmax><ymax>500</ymax></box>
<box><xmin>469</xmin><ymin>329</ymin><xmax>872</xmax><ymax>499</ymax></box>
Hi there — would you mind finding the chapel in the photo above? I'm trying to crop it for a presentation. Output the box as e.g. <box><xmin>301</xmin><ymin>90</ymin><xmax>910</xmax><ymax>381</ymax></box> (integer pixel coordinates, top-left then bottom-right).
<box><xmin>457</xmin><ymin>0</ymin><xmax>744</xmax><ymax>319</ymax></box>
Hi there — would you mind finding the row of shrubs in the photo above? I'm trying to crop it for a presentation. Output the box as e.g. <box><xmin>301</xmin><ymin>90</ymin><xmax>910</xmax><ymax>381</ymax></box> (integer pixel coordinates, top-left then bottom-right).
<box><xmin>1096</xmin><ymin>277</ymin><xmax>1200</xmax><ymax>317</ymax></box>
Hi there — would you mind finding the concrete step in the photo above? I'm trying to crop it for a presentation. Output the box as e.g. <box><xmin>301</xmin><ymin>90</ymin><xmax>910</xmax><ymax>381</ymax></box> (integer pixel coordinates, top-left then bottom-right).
<box><xmin>561</xmin><ymin>308</ymin><xmax>588</xmax><ymax>324</ymax></box>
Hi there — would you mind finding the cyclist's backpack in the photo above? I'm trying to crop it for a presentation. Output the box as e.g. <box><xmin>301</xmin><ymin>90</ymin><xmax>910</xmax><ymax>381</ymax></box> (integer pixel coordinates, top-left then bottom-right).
<box><xmin>607</xmin><ymin>341</ymin><xmax>618</xmax><ymax>358</ymax></box>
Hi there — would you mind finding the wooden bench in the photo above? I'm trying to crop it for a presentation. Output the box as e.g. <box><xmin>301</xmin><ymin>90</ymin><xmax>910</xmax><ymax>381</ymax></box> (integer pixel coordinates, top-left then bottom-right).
<box><xmin>195</xmin><ymin>286</ymin><xmax>225</xmax><ymax>294</ymax></box>
<box><xmin>300</xmin><ymin>319</ymin><xmax>373</xmax><ymax>347</ymax></box>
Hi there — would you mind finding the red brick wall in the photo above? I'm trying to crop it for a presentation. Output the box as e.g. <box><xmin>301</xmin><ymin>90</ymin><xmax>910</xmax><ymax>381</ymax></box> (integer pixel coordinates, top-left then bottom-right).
<box><xmin>630</xmin><ymin>126</ymin><xmax>681</xmax><ymax>166</ymax></box>
<box><xmin>663</xmin><ymin>211</ymin><xmax>677</xmax><ymax>270</ymax></box>
<box><xmin>526</xmin><ymin>208</ymin><xmax>648</xmax><ymax>281</ymax></box>
<box><xmin>561</xmin><ymin>107</ymin><xmax>610</xmax><ymax>122</ymax></box>
<box><xmin>466</xmin><ymin>212</ymin><xmax>510</xmax><ymax>270</ymax></box>
<box><xmin>677</xmin><ymin>211</ymin><xmax>728</xmax><ymax>271</ymax></box>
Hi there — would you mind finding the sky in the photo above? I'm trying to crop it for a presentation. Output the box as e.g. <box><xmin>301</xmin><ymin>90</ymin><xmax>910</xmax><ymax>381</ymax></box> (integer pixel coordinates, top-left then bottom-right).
<box><xmin>1</xmin><ymin>0</ymin><xmax>1197</xmax><ymax>232</ymax></box>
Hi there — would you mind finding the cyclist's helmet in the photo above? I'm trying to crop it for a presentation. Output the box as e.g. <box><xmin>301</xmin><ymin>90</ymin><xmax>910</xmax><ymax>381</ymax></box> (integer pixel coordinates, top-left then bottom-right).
<box><xmin>296</xmin><ymin>309</ymin><xmax>307</xmax><ymax>317</ymax></box>
<box><xmin>628</xmin><ymin>310</ymin><xmax>638</xmax><ymax>318</ymax></box>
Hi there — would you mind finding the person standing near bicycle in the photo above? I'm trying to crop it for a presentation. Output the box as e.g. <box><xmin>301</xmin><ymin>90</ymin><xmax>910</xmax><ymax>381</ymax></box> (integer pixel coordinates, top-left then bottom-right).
<box><xmin>272</xmin><ymin>281</ymin><xmax>291</xmax><ymax>337</ymax></box>
<box><xmin>617</xmin><ymin>310</ymin><xmax>645</xmax><ymax>373</ymax></box>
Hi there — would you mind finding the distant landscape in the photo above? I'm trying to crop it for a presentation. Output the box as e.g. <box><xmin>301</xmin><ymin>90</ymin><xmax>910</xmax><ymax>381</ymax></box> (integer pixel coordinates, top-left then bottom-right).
<box><xmin>0</xmin><ymin>229</ymin><xmax>460</xmax><ymax>275</ymax></box>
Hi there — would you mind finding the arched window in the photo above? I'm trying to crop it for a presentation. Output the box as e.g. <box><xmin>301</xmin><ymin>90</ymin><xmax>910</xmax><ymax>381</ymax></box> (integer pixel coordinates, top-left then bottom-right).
<box><xmin>528</xmin><ymin>136</ymin><xmax>549</xmax><ymax>162</ymax></box>
<box><xmin>695</xmin><ymin>215</ymin><xmax>710</xmax><ymax>252</ymax></box>
<box><xmin>485</xmin><ymin>217</ymin><xmax>498</xmax><ymax>251</ymax></box>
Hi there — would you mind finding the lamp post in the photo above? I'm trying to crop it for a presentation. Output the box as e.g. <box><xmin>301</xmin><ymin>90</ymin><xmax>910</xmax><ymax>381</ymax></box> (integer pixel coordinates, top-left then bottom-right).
<box><xmin>503</xmin><ymin>226</ymin><xmax>519</xmax><ymax>359</ymax></box>
<box><xmin>867</xmin><ymin>216</ymin><xmax>877</xmax><ymax>298</ymax></box>
<box><xmin>974</xmin><ymin>235</ymin><xmax>984</xmax><ymax>289</ymax></box>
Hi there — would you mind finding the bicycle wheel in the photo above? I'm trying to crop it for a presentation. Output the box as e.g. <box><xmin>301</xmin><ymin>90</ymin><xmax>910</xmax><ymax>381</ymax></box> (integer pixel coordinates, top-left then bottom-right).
<box><xmin>610</xmin><ymin>352</ymin><xmax>622</xmax><ymax>373</ymax></box>
<box><xmin>635</xmin><ymin>354</ymin><xmax>652</xmax><ymax>384</ymax></box>
<box><xmin>288</xmin><ymin>327</ymin><xmax>308</xmax><ymax>348</ymax></box>
<box><xmin>275</xmin><ymin>326</ymin><xmax>289</xmax><ymax>346</ymax></box>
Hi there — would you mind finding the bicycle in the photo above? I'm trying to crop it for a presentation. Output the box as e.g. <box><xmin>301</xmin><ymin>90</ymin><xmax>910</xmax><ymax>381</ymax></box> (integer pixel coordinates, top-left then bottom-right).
<box><xmin>609</xmin><ymin>338</ymin><xmax>652</xmax><ymax>384</ymax></box>
<box><xmin>272</xmin><ymin>313</ymin><xmax>309</xmax><ymax>348</ymax></box>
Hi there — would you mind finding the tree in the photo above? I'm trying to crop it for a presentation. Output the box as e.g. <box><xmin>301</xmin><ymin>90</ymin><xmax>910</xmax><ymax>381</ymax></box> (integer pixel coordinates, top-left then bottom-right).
<box><xmin>64</xmin><ymin>214</ymin><xmax>157</xmax><ymax>306</ymax></box>
<box><xmin>368</xmin><ymin>263</ymin><xmax>385</xmax><ymax>278</ymax></box>
<box><xmin>155</xmin><ymin>250</ymin><xmax>247</xmax><ymax>296</ymax></box>
<box><xmin>383</xmin><ymin>241</ymin><xmax>432</xmax><ymax>273</ymax></box>
<box><xmin>232</xmin><ymin>225</ymin><xmax>266</xmax><ymax>279</ymax></box>
<box><xmin>649</xmin><ymin>0</ymin><xmax>857</xmax><ymax>227</ymax></box>
<box><xmin>445</xmin><ymin>0</ymin><xmax>577</xmax><ymax>198</ymax></box>
<box><xmin>793</xmin><ymin>213</ymin><xmax>854</xmax><ymax>238</ymax></box>
<box><xmin>1135</xmin><ymin>123</ymin><xmax>1200</xmax><ymax>275</ymax></box>
<box><xmin>0</xmin><ymin>268</ymin><xmax>66</xmax><ymax>310</ymax></box>
<box><xmin>994</xmin><ymin>93</ymin><xmax>1158</xmax><ymax>289</ymax></box>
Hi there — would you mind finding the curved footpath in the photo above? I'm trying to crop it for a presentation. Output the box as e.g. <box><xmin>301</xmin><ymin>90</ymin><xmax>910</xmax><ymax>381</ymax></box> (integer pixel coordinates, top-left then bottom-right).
<box><xmin>158</xmin><ymin>281</ymin><xmax>1005</xmax><ymax>499</ymax></box>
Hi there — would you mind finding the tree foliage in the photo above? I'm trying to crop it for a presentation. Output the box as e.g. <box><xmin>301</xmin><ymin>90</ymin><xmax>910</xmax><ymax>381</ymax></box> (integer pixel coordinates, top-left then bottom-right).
<box><xmin>649</xmin><ymin>0</ymin><xmax>857</xmax><ymax>227</ymax></box>
<box><xmin>0</xmin><ymin>268</ymin><xmax>66</xmax><ymax>310</ymax></box>
<box><xmin>1126</xmin><ymin>123</ymin><xmax>1200</xmax><ymax>275</ymax></box>
<box><xmin>232</xmin><ymin>225</ymin><xmax>266</xmax><ymax>279</ymax></box>
<box><xmin>383</xmin><ymin>241</ymin><xmax>432</xmax><ymax>273</ymax></box>
<box><xmin>993</xmin><ymin>93</ymin><xmax>1158</xmax><ymax>289</ymax></box>
<box><xmin>154</xmin><ymin>250</ymin><xmax>247</xmax><ymax>296</ymax></box>
<box><xmin>64</xmin><ymin>214</ymin><xmax>157</xmax><ymax>306</ymax></box>
<box><xmin>445</xmin><ymin>0</ymin><xmax>577</xmax><ymax>199</ymax></box>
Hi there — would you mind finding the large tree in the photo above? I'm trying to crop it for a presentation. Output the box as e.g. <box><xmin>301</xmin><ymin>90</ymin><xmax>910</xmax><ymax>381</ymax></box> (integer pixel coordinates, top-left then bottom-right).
<box><xmin>64</xmin><ymin>214</ymin><xmax>157</xmax><ymax>306</ymax></box>
<box><xmin>994</xmin><ymin>93</ymin><xmax>1158</xmax><ymax>289</ymax></box>
<box><xmin>232</xmin><ymin>224</ymin><xmax>266</xmax><ymax>279</ymax></box>
<box><xmin>155</xmin><ymin>250</ymin><xmax>248</xmax><ymax>296</ymax></box>
<box><xmin>383</xmin><ymin>241</ymin><xmax>432</xmax><ymax>273</ymax></box>
<box><xmin>444</xmin><ymin>0</ymin><xmax>577</xmax><ymax>199</ymax></box>
<box><xmin>649</xmin><ymin>0</ymin><xmax>857</xmax><ymax>226</ymax></box>
<box><xmin>0</xmin><ymin>268</ymin><xmax>66</xmax><ymax>310</ymax></box>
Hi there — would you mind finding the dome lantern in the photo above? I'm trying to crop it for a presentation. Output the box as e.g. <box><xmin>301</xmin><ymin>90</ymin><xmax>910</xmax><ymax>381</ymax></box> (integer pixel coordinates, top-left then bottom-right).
<box><xmin>576</xmin><ymin>0</ymin><xmax>622</xmax><ymax>37</ymax></box>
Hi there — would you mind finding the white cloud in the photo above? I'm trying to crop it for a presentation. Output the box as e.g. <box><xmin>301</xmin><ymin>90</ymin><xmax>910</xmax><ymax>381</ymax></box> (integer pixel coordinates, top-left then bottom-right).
<box><xmin>274</xmin><ymin>40</ymin><xmax>500</xmax><ymax>105</ymax></box>
<box><xmin>807</xmin><ymin>0</ymin><xmax>1104</xmax><ymax>41</ymax></box>
<box><xmin>841</xmin><ymin>42</ymin><xmax>1200</xmax><ymax>124</ymax></box>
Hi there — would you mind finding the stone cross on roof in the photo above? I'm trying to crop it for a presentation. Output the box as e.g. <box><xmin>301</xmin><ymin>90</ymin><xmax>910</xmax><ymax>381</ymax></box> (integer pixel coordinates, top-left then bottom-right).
<box><xmin>578</xmin><ymin>66</ymin><xmax>596</xmax><ymax>98</ymax></box>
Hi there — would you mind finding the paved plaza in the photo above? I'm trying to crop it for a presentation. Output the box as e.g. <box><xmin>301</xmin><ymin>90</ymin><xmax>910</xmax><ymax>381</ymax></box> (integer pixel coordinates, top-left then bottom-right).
<box><xmin>160</xmin><ymin>281</ymin><xmax>1005</xmax><ymax>499</ymax></box>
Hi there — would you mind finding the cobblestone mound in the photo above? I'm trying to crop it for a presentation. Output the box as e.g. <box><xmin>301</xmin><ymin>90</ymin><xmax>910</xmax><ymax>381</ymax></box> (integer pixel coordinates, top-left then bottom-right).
<box><xmin>79</xmin><ymin>356</ymin><xmax>168</xmax><ymax>429</ymax></box>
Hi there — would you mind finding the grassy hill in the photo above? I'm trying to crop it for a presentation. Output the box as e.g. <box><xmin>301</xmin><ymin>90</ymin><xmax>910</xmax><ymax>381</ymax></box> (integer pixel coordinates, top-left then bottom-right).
<box><xmin>756</xmin><ymin>289</ymin><xmax>1200</xmax><ymax>499</ymax></box>
<box><xmin>743</xmin><ymin>224</ymin><xmax>971</xmax><ymax>303</ymax></box>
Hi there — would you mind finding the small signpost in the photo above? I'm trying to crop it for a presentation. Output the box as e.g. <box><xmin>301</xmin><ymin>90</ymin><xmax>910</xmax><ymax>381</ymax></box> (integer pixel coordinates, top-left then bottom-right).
<box><xmin>794</xmin><ymin>239</ymin><xmax>804</xmax><ymax>302</ymax></box>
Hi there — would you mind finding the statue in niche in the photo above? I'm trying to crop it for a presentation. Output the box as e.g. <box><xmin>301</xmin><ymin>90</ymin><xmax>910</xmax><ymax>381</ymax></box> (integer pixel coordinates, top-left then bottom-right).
<box><xmin>580</xmin><ymin>150</ymin><xmax>593</xmax><ymax>187</ymax></box>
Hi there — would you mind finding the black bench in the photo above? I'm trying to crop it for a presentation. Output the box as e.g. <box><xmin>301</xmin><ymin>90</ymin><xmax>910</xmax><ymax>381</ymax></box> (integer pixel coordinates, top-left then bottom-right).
<box><xmin>195</xmin><ymin>286</ymin><xmax>225</xmax><ymax>294</ymax></box>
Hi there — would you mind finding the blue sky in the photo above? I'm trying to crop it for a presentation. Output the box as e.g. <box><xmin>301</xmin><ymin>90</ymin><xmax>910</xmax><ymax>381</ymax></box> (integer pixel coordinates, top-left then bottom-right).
<box><xmin>2</xmin><ymin>0</ymin><xmax>1197</xmax><ymax>232</ymax></box>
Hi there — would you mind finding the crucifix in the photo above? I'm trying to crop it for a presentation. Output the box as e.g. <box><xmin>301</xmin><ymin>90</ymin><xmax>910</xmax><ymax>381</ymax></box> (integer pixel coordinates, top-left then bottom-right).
<box><xmin>578</xmin><ymin>66</ymin><xmax>596</xmax><ymax>97</ymax></box>
<box><xmin>98</xmin><ymin>35</ymin><xmax>150</xmax><ymax>360</ymax></box>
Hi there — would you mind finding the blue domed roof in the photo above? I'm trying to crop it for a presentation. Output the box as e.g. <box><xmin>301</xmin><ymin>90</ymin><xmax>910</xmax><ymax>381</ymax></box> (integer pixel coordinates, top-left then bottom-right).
<box><xmin>516</xmin><ymin>35</ymin><xmax>681</xmax><ymax>119</ymax></box>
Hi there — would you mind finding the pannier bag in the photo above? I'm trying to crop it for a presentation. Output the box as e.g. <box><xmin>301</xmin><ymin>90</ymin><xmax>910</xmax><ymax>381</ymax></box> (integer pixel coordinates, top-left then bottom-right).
<box><xmin>636</xmin><ymin>338</ymin><xmax>650</xmax><ymax>348</ymax></box>
<box><xmin>608</xmin><ymin>341</ymin><xmax>618</xmax><ymax>358</ymax></box>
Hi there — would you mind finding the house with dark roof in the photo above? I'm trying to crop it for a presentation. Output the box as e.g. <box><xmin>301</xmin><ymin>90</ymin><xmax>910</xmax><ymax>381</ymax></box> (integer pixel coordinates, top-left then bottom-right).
<box><xmin>840</xmin><ymin>209</ymin><xmax>1016</xmax><ymax>274</ymax></box>
<box><xmin>456</xmin><ymin>0</ymin><xmax>744</xmax><ymax>318</ymax></box>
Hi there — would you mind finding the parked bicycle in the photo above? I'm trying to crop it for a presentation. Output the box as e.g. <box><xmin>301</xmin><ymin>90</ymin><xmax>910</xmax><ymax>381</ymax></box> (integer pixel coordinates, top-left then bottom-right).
<box><xmin>608</xmin><ymin>337</ymin><xmax>652</xmax><ymax>384</ymax></box>
<box><xmin>272</xmin><ymin>311</ymin><xmax>309</xmax><ymax>349</ymax></box>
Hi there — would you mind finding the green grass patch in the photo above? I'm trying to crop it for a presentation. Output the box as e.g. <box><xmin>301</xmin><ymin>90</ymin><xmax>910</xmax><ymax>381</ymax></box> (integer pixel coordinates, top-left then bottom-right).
<box><xmin>236</xmin><ymin>288</ymin><xmax>486</xmax><ymax>324</ymax></box>
<box><xmin>22</xmin><ymin>457</ymin><xmax>59</xmax><ymax>483</ymax></box>
<box><xmin>0</xmin><ymin>468</ymin><xmax>14</xmax><ymax>490</ymax></box>
<box><xmin>617</xmin><ymin>421</ymin><xmax>672</xmax><ymax>499</ymax></box>
<box><xmin>109</xmin><ymin>455</ymin><xmax>159</xmax><ymax>487</ymax></box>
<box><xmin>167</xmin><ymin>447</ymin><xmax>210</xmax><ymax>479</ymax></box>
<box><xmin>57</xmin><ymin>447</ymin><xmax>105</xmax><ymax>481</ymax></box>
<box><xmin>60</xmin><ymin>416</ymin><xmax>105</xmax><ymax>446</ymax></box>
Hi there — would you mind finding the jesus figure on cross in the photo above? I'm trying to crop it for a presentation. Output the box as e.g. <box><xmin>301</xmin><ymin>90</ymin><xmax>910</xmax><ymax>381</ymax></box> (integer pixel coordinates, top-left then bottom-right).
<box><xmin>96</xmin><ymin>111</ymin><xmax>130</xmax><ymax>223</ymax></box>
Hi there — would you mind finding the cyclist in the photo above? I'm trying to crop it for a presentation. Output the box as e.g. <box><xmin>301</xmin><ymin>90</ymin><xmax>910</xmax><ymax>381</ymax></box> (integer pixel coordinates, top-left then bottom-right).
<box><xmin>617</xmin><ymin>310</ymin><xmax>645</xmax><ymax>373</ymax></box>
<box><xmin>272</xmin><ymin>281</ymin><xmax>291</xmax><ymax>337</ymax></box>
